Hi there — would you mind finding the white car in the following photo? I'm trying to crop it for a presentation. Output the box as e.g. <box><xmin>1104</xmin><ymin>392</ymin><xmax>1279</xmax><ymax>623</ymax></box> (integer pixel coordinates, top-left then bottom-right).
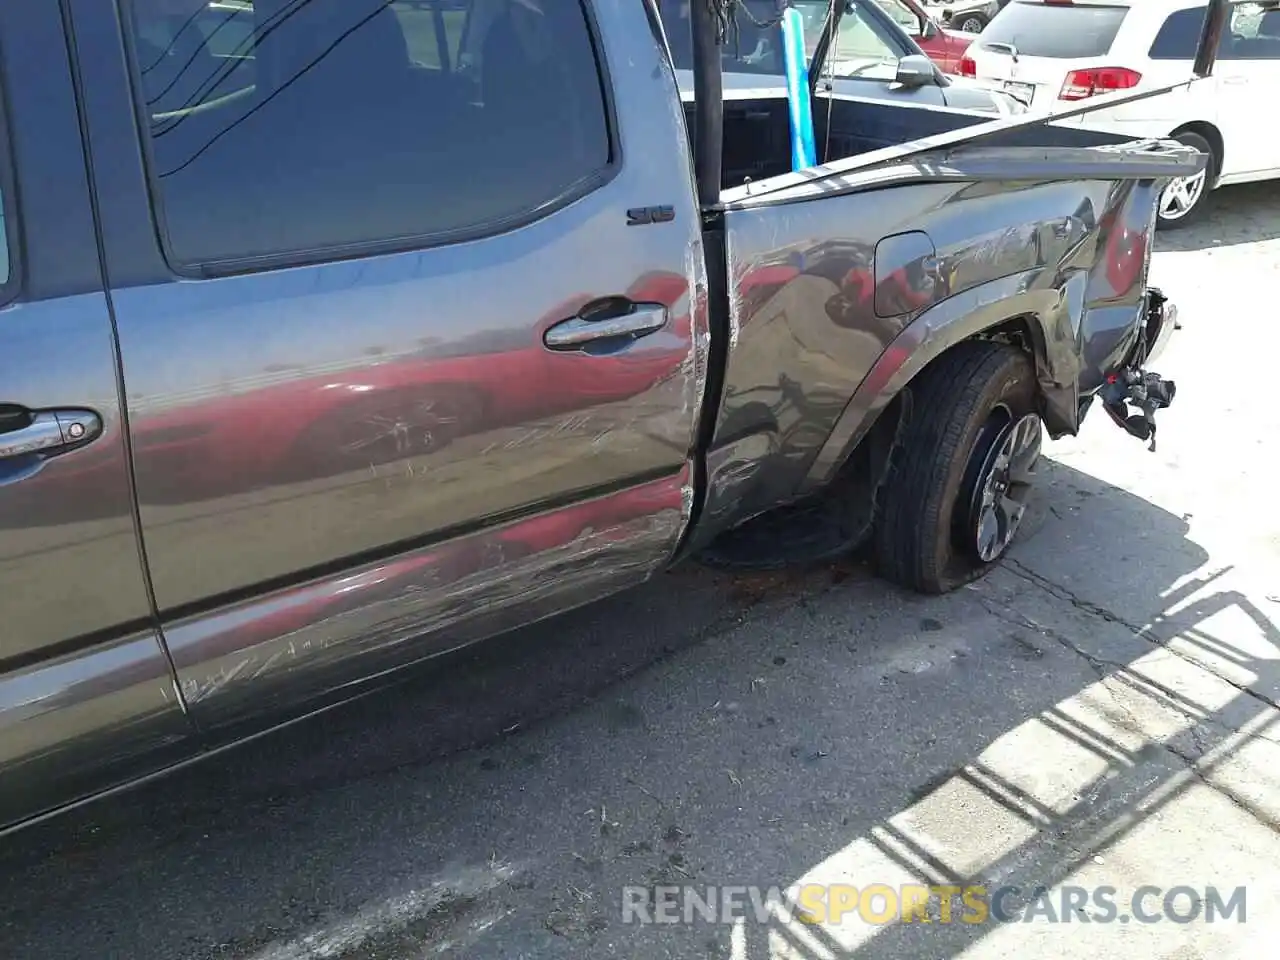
<box><xmin>958</xmin><ymin>0</ymin><xmax>1280</xmax><ymax>228</ymax></box>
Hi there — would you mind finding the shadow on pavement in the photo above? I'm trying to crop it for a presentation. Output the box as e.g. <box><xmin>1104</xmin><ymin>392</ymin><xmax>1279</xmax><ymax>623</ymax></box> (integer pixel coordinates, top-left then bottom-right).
<box><xmin>0</xmin><ymin>459</ymin><xmax>1273</xmax><ymax>960</ymax></box>
<box><xmin>1157</xmin><ymin>180</ymin><xmax>1280</xmax><ymax>252</ymax></box>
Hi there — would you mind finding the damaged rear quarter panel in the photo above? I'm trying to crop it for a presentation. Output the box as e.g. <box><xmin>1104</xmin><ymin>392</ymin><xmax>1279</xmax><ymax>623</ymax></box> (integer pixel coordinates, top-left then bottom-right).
<box><xmin>699</xmin><ymin>144</ymin><xmax>1191</xmax><ymax>538</ymax></box>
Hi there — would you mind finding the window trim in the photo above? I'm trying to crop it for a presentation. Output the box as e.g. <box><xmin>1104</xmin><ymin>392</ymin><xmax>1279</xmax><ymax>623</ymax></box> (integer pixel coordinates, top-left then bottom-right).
<box><xmin>117</xmin><ymin>0</ymin><xmax>623</xmax><ymax>280</ymax></box>
<box><xmin>0</xmin><ymin>45</ymin><xmax>23</xmax><ymax>307</ymax></box>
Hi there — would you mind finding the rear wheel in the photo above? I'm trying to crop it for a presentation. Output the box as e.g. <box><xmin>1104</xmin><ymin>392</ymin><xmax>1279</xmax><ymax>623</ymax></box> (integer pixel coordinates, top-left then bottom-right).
<box><xmin>1157</xmin><ymin>130</ymin><xmax>1215</xmax><ymax>230</ymax></box>
<box><xmin>873</xmin><ymin>341</ymin><xmax>1041</xmax><ymax>593</ymax></box>
<box><xmin>954</xmin><ymin>12</ymin><xmax>988</xmax><ymax>32</ymax></box>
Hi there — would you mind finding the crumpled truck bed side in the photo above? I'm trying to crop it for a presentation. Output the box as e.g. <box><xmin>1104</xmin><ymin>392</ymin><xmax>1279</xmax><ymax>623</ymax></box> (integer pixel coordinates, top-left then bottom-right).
<box><xmin>692</xmin><ymin>140</ymin><xmax>1199</xmax><ymax>544</ymax></box>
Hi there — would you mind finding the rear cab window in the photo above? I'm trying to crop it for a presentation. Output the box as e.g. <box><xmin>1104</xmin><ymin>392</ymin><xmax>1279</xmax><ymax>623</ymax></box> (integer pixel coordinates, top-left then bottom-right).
<box><xmin>655</xmin><ymin>0</ymin><xmax>907</xmax><ymax>78</ymax></box>
<box><xmin>979</xmin><ymin>1</ymin><xmax>1130</xmax><ymax>57</ymax></box>
<box><xmin>655</xmin><ymin>0</ymin><xmax>793</xmax><ymax>75</ymax></box>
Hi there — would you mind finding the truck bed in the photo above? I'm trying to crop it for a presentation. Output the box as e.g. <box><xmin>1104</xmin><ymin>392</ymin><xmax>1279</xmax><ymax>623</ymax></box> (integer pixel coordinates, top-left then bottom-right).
<box><xmin>687</xmin><ymin>91</ymin><xmax>1138</xmax><ymax>190</ymax></box>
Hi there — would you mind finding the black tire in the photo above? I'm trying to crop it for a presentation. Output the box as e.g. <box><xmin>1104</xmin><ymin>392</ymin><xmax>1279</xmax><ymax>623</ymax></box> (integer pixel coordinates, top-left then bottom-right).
<box><xmin>955</xmin><ymin>12</ymin><xmax>988</xmax><ymax>32</ymax></box>
<box><xmin>873</xmin><ymin>340</ymin><xmax>1042</xmax><ymax>594</ymax></box>
<box><xmin>1156</xmin><ymin>130</ymin><xmax>1215</xmax><ymax>231</ymax></box>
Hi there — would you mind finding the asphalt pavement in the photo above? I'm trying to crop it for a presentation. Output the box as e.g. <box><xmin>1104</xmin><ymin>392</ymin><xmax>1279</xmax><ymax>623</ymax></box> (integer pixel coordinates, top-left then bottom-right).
<box><xmin>2</xmin><ymin>182</ymin><xmax>1279</xmax><ymax>960</ymax></box>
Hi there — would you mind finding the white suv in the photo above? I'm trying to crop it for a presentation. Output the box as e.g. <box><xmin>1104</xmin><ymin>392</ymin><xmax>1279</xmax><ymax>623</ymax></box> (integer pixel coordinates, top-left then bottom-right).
<box><xmin>958</xmin><ymin>0</ymin><xmax>1280</xmax><ymax>228</ymax></box>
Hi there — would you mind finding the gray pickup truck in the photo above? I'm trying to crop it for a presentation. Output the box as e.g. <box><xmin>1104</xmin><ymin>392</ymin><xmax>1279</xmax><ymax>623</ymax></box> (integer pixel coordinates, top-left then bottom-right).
<box><xmin>0</xmin><ymin>0</ymin><xmax>1221</xmax><ymax>834</ymax></box>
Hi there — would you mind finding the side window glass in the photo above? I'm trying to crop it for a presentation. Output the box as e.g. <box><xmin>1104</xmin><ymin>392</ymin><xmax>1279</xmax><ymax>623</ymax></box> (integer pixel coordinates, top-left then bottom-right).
<box><xmin>1147</xmin><ymin>7</ymin><xmax>1207</xmax><ymax>59</ymax></box>
<box><xmin>829</xmin><ymin>1</ymin><xmax>904</xmax><ymax>75</ymax></box>
<box><xmin>194</xmin><ymin>3</ymin><xmax>254</xmax><ymax>57</ymax></box>
<box><xmin>655</xmin><ymin>0</ymin><xmax>791</xmax><ymax>75</ymax></box>
<box><xmin>122</xmin><ymin>0</ymin><xmax>612</xmax><ymax>269</ymax></box>
<box><xmin>1223</xmin><ymin>2</ymin><xmax>1280</xmax><ymax>58</ymax></box>
<box><xmin>189</xmin><ymin>2</ymin><xmax>257</xmax><ymax>94</ymax></box>
<box><xmin>391</xmin><ymin>1</ymin><xmax>468</xmax><ymax>69</ymax></box>
<box><xmin>875</xmin><ymin>0</ymin><xmax>922</xmax><ymax>36</ymax></box>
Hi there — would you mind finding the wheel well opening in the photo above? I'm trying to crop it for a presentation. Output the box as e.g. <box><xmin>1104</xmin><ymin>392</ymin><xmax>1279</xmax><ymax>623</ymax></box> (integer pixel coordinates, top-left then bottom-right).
<box><xmin>970</xmin><ymin>316</ymin><xmax>1039</xmax><ymax>357</ymax></box>
<box><xmin>1170</xmin><ymin>121</ymin><xmax>1223</xmax><ymax>183</ymax></box>
<box><xmin>831</xmin><ymin>319</ymin><xmax>1044</xmax><ymax>507</ymax></box>
<box><xmin>833</xmin><ymin>388</ymin><xmax>908</xmax><ymax>489</ymax></box>
<box><xmin>899</xmin><ymin>317</ymin><xmax>1064</xmax><ymax>434</ymax></box>
<box><xmin>820</xmin><ymin>386</ymin><xmax>911</xmax><ymax>546</ymax></box>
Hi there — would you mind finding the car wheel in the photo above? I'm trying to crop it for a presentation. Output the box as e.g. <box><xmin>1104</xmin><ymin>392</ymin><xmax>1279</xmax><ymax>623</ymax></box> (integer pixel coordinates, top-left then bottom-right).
<box><xmin>1156</xmin><ymin>130</ymin><xmax>1215</xmax><ymax>230</ymax></box>
<box><xmin>955</xmin><ymin>12</ymin><xmax>988</xmax><ymax>32</ymax></box>
<box><xmin>873</xmin><ymin>340</ymin><xmax>1041</xmax><ymax>594</ymax></box>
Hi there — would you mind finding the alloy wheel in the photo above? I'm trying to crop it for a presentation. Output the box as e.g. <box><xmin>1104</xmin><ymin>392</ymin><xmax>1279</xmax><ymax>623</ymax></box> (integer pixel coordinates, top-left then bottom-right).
<box><xmin>960</xmin><ymin>409</ymin><xmax>1041</xmax><ymax>562</ymax></box>
<box><xmin>1159</xmin><ymin>168</ymin><xmax>1207</xmax><ymax>221</ymax></box>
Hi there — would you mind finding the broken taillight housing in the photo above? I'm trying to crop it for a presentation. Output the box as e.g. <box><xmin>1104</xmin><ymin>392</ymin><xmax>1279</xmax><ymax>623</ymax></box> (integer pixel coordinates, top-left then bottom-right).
<box><xmin>1059</xmin><ymin>66</ymin><xmax>1141</xmax><ymax>100</ymax></box>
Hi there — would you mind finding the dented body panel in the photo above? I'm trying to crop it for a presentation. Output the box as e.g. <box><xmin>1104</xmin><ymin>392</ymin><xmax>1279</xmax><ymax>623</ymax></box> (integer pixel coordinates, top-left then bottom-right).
<box><xmin>165</xmin><ymin>467</ymin><xmax>692</xmax><ymax>735</ymax></box>
<box><xmin>696</xmin><ymin>142</ymin><xmax>1191</xmax><ymax>534</ymax></box>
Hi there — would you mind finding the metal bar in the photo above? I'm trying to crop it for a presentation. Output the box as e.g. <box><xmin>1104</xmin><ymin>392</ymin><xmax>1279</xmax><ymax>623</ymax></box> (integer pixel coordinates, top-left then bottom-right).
<box><xmin>1194</xmin><ymin>0</ymin><xmax>1231</xmax><ymax>77</ymax></box>
<box><xmin>807</xmin><ymin>0</ymin><xmax>846</xmax><ymax>95</ymax></box>
<box><xmin>689</xmin><ymin>0</ymin><xmax>724</xmax><ymax>208</ymax></box>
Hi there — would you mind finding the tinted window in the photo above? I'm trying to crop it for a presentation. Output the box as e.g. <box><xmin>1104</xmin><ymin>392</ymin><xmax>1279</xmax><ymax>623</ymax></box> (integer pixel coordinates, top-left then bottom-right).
<box><xmin>1222</xmin><ymin>3</ymin><xmax>1280</xmax><ymax>59</ymax></box>
<box><xmin>1149</xmin><ymin>6</ymin><xmax>1206</xmax><ymax>59</ymax></box>
<box><xmin>1149</xmin><ymin>3</ymin><xmax>1280</xmax><ymax>61</ymax></box>
<box><xmin>657</xmin><ymin>0</ymin><xmax>794</xmax><ymax>74</ymax></box>
<box><xmin>980</xmin><ymin>2</ymin><xmax>1129</xmax><ymax>57</ymax></box>
<box><xmin>123</xmin><ymin>0</ymin><xmax>611</xmax><ymax>268</ymax></box>
<box><xmin>194</xmin><ymin>2</ymin><xmax>255</xmax><ymax>58</ymax></box>
<box><xmin>657</xmin><ymin>0</ymin><xmax>908</xmax><ymax>76</ymax></box>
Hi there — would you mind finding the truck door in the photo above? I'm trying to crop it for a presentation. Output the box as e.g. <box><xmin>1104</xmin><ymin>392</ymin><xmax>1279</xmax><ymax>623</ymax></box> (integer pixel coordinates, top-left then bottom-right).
<box><xmin>0</xmin><ymin>3</ymin><xmax>190</xmax><ymax>830</ymax></box>
<box><xmin>65</xmin><ymin>0</ymin><xmax>704</xmax><ymax>731</ymax></box>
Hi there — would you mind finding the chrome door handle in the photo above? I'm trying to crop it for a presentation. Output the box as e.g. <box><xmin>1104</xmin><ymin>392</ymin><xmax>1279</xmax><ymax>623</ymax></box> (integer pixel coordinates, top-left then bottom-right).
<box><xmin>543</xmin><ymin>303</ymin><xmax>667</xmax><ymax>351</ymax></box>
<box><xmin>0</xmin><ymin>409</ymin><xmax>103</xmax><ymax>460</ymax></box>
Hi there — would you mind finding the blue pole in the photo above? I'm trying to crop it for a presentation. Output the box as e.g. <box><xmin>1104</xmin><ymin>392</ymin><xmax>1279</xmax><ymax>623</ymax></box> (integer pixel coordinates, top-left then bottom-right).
<box><xmin>780</xmin><ymin>7</ymin><xmax>816</xmax><ymax>171</ymax></box>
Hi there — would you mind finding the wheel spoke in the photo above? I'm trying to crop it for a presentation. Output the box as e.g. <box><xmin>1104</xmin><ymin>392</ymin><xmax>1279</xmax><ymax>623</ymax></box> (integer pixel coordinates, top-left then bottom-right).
<box><xmin>1161</xmin><ymin>171</ymin><xmax>1206</xmax><ymax>219</ymax></box>
<box><xmin>1007</xmin><ymin>417</ymin><xmax>1042</xmax><ymax>482</ymax></box>
<box><xmin>977</xmin><ymin>509</ymin><xmax>1002</xmax><ymax>560</ymax></box>
<box><xmin>1000</xmin><ymin>493</ymin><xmax>1026</xmax><ymax>528</ymax></box>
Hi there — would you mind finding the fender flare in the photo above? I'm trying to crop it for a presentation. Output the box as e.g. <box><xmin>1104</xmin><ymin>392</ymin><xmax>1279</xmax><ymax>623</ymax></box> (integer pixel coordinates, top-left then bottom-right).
<box><xmin>800</xmin><ymin>268</ymin><xmax>1084</xmax><ymax>493</ymax></box>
